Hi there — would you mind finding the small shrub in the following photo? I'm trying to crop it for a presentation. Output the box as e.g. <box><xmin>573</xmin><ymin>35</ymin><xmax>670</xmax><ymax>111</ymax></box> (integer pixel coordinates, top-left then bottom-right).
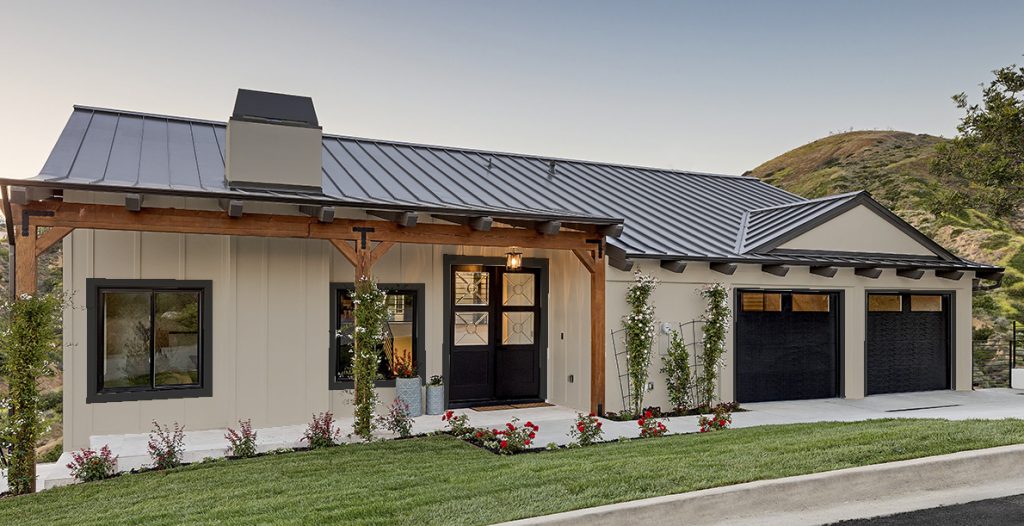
<box><xmin>637</xmin><ymin>410</ymin><xmax>667</xmax><ymax>438</ymax></box>
<box><xmin>475</xmin><ymin>418</ymin><xmax>538</xmax><ymax>455</ymax></box>
<box><xmin>377</xmin><ymin>399</ymin><xmax>414</xmax><ymax>438</ymax></box>
<box><xmin>303</xmin><ymin>411</ymin><xmax>343</xmax><ymax>449</ymax></box>
<box><xmin>441</xmin><ymin>410</ymin><xmax>472</xmax><ymax>438</ymax></box>
<box><xmin>569</xmin><ymin>413</ymin><xmax>604</xmax><ymax>446</ymax></box>
<box><xmin>66</xmin><ymin>445</ymin><xmax>118</xmax><ymax>482</ymax></box>
<box><xmin>698</xmin><ymin>403</ymin><xmax>734</xmax><ymax>433</ymax></box>
<box><xmin>393</xmin><ymin>358</ymin><xmax>416</xmax><ymax>378</ymax></box>
<box><xmin>545</xmin><ymin>442</ymin><xmax>559</xmax><ymax>451</ymax></box>
<box><xmin>147</xmin><ymin>421</ymin><xmax>186</xmax><ymax>470</ymax></box>
<box><xmin>661</xmin><ymin>329</ymin><xmax>691</xmax><ymax>411</ymax></box>
<box><xmin>224</xmin><ymin>419</ymin><xmax>258</xmax><ymax>458</ymax></box>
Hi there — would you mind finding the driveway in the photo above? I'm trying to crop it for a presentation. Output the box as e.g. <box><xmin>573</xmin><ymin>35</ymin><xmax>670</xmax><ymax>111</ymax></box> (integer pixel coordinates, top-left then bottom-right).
<box><xmin>830</xmin><ymin>493</ymin><xmax>1024</xmax><ymax>525</ymax></box>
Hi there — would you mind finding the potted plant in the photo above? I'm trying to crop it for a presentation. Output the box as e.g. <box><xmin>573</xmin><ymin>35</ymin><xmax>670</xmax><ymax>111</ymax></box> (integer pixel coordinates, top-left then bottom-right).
<box><xmin>426</xmin><ymin>375</ymin><xmax>444</xmax><ymax>415</ymax></box>
<box><xmin>394</xmin><ymin>358</ymin><xmax>422</xmax><ymax>417</ymax></box>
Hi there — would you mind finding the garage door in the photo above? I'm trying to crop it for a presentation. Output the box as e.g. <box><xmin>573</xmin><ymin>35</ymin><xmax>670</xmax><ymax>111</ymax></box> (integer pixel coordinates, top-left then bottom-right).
<box><xmin>735</xmin><ymin>290</ymin><xmax>841</xmax><ymax>403</ymax></box>
<box><xmin>866</xmin><ymin>293</ymin><xmax>950</xmax><ymax>395</ymax></box>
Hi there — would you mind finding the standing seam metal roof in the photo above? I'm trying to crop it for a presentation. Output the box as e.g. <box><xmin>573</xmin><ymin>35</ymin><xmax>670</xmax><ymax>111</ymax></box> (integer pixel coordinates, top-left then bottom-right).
<box><xmin>6</xmin><ymin>106</ymin><xmax>998</xmax><ymax>271</ymax></box>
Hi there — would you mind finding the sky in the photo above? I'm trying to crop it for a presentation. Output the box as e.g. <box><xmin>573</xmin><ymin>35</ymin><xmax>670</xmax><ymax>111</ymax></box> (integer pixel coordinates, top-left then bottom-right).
<box><xmin>2</xmin><ymin>0</ymin><xmax>1023</xmax><ymax>179</ymax></box>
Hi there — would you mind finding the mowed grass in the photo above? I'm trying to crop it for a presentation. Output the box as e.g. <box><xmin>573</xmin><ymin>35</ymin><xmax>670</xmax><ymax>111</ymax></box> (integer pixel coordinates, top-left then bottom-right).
<box><xmin>4</xmin><ymin>419</ymin><xmax>1024</xmax><ymax>525</ymax></box>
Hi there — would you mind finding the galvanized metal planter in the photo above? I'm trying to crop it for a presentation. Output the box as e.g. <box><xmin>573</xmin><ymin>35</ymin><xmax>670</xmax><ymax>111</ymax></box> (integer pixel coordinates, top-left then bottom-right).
<box><xmin>426</xmin><ymin>385</ymin><xmax>444</xmax><ymax>415</ymax></box>
<box><xmin>396</xmin><ymin>377</ymin><xmax>423</xmax><ymax>417</ymax></box>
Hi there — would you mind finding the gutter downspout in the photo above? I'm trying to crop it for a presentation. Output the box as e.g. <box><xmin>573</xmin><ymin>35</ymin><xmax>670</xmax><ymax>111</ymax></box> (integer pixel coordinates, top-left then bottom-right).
<box><xmin>2</xmin><ymin>184</ymin><xmax>15</xmax><ymax>300</ymax></box>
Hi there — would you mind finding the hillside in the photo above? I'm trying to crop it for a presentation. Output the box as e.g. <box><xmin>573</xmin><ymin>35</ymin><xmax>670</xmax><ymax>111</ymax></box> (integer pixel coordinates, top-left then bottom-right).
<box><xmin>746</xmin><ymin>130</ymin><xmax>1024</xmax><ymax>330</ymax></box>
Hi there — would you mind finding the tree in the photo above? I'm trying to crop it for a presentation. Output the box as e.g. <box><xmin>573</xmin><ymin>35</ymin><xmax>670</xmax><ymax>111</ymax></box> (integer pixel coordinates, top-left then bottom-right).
<box><xmin>932</xmin><ymin>62</ymin><xmax>1024</xmax><ymax>218</ymax></box>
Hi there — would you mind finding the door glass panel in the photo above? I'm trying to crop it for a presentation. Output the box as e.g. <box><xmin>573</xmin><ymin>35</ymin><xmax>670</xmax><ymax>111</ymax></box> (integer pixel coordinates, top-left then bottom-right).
<box><xmin>792</xmin><ymin>293</ymin><xmax>829</xmax><ymax>312</ymax></box>
<box><xmin>102</xmin><ymin>291</ymin><xmax>152</xmax><ymax>388</ymax></box>
<box><xmin>868</xmin><ymin>295</ymin><xmax>902</xmax><ymax>312</ymax></box>
<box><xmin>153</xmin><ymin>291</ymin><xmax>201</xmax><ymax>386</ymax></box>
<box><xmin>741</xmin><ymin>292</ymin><xmax>781</xmax><ymax>312</ymax></box>
<box><xmin>502</xmin><ymin>312</ymin><xmax>535</xmax><ymax>345</ymax></box>
<box><xmin>455</xmin><ymin>271</ymin><xmax>489</xmax><ymax>305</ymax></box>
<box><xmin>503</xmin><ymin>273</ymin><xmax>535</xmax><ymax>306</ymax></box>
<box><xmin>911</xmin><ymin>295</ymin><xmax>943</xmax><ymax>312</ymax></box>
<box><xmin>454</xmin><ymin>312</ymin><xmax>489</xmax><ymax>346</ymax></box>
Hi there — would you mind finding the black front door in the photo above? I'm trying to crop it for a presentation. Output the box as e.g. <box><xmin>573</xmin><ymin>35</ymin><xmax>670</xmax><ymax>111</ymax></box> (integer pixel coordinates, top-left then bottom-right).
<box><xmin>448</xmin><ymin>265</ymin><xmax>542</xmax><ymax>406</ymax></box>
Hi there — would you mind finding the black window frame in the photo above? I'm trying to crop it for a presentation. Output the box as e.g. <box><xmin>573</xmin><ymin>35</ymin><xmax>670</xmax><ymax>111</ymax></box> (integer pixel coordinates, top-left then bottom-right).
<box><xmin>329</xmin><ymin>282</ymin><xmax>426</xmax><ymax>390</ymax></box>
<box><xmin>86</xmin><ymin>279</ymin><xmax>213</xmax><ymax>403</ymax></box>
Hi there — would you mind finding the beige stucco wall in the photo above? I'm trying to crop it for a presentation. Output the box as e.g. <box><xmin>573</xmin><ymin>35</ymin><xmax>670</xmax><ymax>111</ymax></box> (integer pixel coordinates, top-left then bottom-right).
<box><xmin>778</xmin><ymin>204</ymin><xmax>936</xmax><ymax>256</ymax></box>
<box><xmin>61</xmin><ymin>191</ymin><xmax>594</xmax><ymax>449</ymax></box>
<box><xmin>602</xmin><ymin>260</ymin><xmax>974</xmax><ymax>414</ymax></box>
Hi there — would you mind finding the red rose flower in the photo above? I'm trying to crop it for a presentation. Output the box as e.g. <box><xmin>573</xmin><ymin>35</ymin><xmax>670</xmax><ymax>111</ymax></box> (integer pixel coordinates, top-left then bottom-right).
<box><xmin>596</xmin><ymin>422</ymin><xmax>602</xmax><ymax>428</ymax></box>
<box><xmin>500</xmin><ymin>440</ymin><xmax>508</xmax><ymax>449</ymax></box>
<box><xmin>638</xmin><ymin>419</ymin><xmax>645</xmax><ymax>426</ymax></box>
<box><xmin>525</xmin><ymin>421</ymin><xmax>534</xmax><ymax>428</ymax></box>
<box><xmin>524</xmin><ymin>439</ymin><xmax>531</xmax><ymax>446</ymax></box>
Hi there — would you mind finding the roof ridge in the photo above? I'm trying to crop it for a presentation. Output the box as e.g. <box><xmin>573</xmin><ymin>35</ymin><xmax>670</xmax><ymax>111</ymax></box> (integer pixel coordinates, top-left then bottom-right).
<box><xmin>746</xmin><ymin>190</ymin><xmax>866</xmax><ymax>214</ymax></box>
<box><xmin>73</xmin><ymin>105</ymin><xmax>761</xmax><ymax>182</ymax></box>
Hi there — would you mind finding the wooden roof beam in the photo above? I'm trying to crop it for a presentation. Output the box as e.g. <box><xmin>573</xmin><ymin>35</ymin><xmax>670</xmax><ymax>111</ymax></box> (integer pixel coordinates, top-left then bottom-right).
<box><xmin>300</xmin><ymin>205</ymin><xmax>335</xmax><ymax>223</ymax></box>
<box><xmin>761</xmin><ymin>264</ymin><xmax>789</xmax><ymax>277</ymax></box>
<box><xmin>935</xmin><ymin>270</ymin><xmax>964</xmax><ymax>281</ymax></box>
<box><xmin>710</xmin><ymin>262</ymin><xmax>737</xmax><ymax>275</ymax></box>
<box><xmin>10</xmin><ymin>186</ymin><xmax>53</xmax><ymax>205</ymax></box>
<box><xmin>660</xmin><ymin>259</ymin><xmax>687</xmax><ymax>273</ymax></box>
<box><xmin>977</xmin><ymin>270</ymin><xmax>1004</xmax><ymax>281</ymax></box>
<box><xmin>809</xmin><ymin>266</ymin><xmax>839</xmax><ymax>278</ymax></box>
<box><xmin>503</xmin><ymin>219</ymin><xmax>561</xmax><ymax>235</ymax></box>
<box><xmin>218</xmin><ymin>199</ymin><xmax>244</xmax><ymax>218</ymax></box>
<box><xmin>855</xmin><ymin>267</ymin><xmax>882</xmax><ymax>279</ymax></box>
<box><xmin>896</xmin><ymin>268</ymin><xmax>924</xmax><ymax>280</ymax></box>
<box><xmin>368</xmin><ymin>210</ymin><xmax>418</xmax><ymax>228</ymax></box>
<box><xmin>432</xmin><ymin>214</ymin><xmax>493</xmax><ymax>231</ymax></box>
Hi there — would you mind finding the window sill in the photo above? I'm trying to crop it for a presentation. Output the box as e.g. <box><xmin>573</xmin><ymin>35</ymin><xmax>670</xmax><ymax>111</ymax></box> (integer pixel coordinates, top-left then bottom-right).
<box><xmin>86</xmin><ymin>385</ymin><xmax>212</xmax><ymax>404</ymax></box>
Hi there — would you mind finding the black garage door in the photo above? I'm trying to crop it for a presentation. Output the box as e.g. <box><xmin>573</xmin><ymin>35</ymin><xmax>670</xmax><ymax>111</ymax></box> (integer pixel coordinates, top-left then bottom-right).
<box><xmin>866</xmin><ymin>293</ymin><xmax>951</xmax><ymax>395</ymax></box>
<box><xmin>735</xmin><ymin>290</ymin><xmax>841</xmax><ymax>403</ymax></box>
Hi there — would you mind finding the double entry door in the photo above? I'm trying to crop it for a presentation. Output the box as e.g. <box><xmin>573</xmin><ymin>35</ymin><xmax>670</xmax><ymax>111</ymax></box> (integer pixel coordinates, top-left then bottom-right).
<box><xmin>448</xmin><ymin>265</ymin><xmax>542</xmax><ymax>406</ymax></box>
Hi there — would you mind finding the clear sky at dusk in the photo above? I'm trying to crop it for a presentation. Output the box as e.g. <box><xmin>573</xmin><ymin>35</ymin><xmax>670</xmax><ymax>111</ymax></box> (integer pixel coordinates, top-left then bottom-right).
<box><xmin>2</xmin><ymin>0</ymin><xmax>1022</xmax><ymax>179</ymax></box>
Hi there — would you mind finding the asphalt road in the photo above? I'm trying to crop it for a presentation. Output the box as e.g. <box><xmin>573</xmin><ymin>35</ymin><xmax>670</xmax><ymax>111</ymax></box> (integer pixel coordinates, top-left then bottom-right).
<box><xmin>831</xmin><ymin>494</ymin><xmax>1024</xmax><ymax>525</ymax></box>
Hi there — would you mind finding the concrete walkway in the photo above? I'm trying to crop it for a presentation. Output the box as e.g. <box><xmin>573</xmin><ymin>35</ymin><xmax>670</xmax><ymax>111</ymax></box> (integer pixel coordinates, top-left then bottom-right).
<box><xmin>7</xmin><ymin>388</ymin><xmax>1024</xmax><ymax>493</ymax></box>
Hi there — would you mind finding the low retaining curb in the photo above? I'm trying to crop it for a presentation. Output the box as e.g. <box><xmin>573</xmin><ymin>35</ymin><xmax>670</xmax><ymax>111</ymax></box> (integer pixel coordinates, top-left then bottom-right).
<box><xmin>499</xmin><ymin>443</ymin><xmax>1024</xmax><ymax>525</ymax></box>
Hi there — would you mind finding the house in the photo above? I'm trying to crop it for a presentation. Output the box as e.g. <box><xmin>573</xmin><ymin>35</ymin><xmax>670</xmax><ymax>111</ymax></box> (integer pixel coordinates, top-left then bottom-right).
<box><xmin>0</xmin><ymin>90</ymin><xmax>1001</xmax><ymax>451</ymax></box>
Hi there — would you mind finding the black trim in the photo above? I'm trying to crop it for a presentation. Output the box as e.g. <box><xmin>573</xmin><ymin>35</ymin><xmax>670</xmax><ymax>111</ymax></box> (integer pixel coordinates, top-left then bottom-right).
<box><xmin>328</xmin><ymin>282</ymin><xmax>426</xmax><ymax>390</ymax></box>
<box><xmin>442</xmin><ymin>255</ymin><xmax>548</xmax><ymax>409</ymax></box>
<box><xmin>86</xmin><ymin>279</ymin><xmax>213</xmax><ymax>403</ymax></box>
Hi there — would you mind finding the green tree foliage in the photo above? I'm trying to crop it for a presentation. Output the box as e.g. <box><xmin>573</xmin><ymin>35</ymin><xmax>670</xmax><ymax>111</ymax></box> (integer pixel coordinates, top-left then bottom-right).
<box><xmin>660</xmin><ymin>329</ymin><xmax>691</xmax><ymax>411</ymax></box>
<box><xmin>0</xmin><ymin>293</ymin><xmax>63</xmax><ymax>494</ymax></box>
<box><xmin>933</xmin><ymin>62</ymin><xmax>1024</xmax><ymax>218</ymax></box>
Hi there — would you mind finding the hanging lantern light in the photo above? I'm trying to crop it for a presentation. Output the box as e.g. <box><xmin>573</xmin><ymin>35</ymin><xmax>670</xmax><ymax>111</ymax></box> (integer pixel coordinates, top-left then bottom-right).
<box><xmin>505</xmin><ymin>247</ymin><xmax>523</xmax><ymax>271</ymax></box>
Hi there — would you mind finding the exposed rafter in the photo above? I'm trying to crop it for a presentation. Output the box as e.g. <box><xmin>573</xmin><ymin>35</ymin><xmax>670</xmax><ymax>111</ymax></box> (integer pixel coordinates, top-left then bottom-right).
<box><xmin>218</xmin><ymin>199</ymin><xmax>244</xmax><ymax>218</ymax></box>
<box><xmin>503</xmin><ymin>218</ymin><xmax>561</xmax><ymax>235</ymax></box>
<box><xmin>761</xmin><ymin>264</ymin><xmax>789</xmax><ymax>277</ymax></box>
<box><xmin>936</xmin><ymin>270</ymin><xmax>964</xmax><ymax>281</ymax></box>
<box><xmin>124</xmin><ymin>193</ymin><xmax>144</xmax><ymax>212</ymax></box>
<box><xmin>300</xmin><ymin>205</ymin><xmax>335</xmax><ymax>223</ymax></box>
<box><xmin>977</xmin><ymin>270</ymin><xmax>1005</xmax><ymax>281</ymax></box>
<box><xmin>855</xmin><ymin>267</ymin><xmax>882</xmax><ymax>279</ymax></box>
<box><xmin>660</xmin><ymin>259</ymin><xmax>687</xmax><ymax>273</ymax></box>
<box><xmin>9</xmin><ymin>186</ymin><xmax>53</xmax><ymax>205</ymax></box>
<box><xmin>710</xmin><ymin>262</ymin><xmax>737</xmax><ymax>275</ymax></box>
<box><xmin>368</xmin><ymin>210</ymin><xmax>418</xmax><ymax>228</ymax></box>
<box><xmin>896</xmin><ymin>268</ymin><xmax>924</xmax><ymax>280</ymax></box>
<box><xmin>432</xmin><ymin>214</ymin><xmax>493</xmax><ymax>231</ymax></box>
<box><xmin>809</xmin><ymin>266</ymin><xmax>839</xmax><ymax>278</ymax></box>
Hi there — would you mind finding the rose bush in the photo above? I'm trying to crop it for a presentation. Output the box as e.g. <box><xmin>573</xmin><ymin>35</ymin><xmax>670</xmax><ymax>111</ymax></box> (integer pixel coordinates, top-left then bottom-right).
<box><xmin>66</xmin><ymin>445</ymin><xmax>118</xmax><ymax>482</ymax></box>
<box><xmin>303</xmin><ymin>411</ymin><xmax>343</xmax><ymax>449</ymax></box>
<box><xmin>637</xmin><ymin>410</ymin><xmax>667</xmax><ymax>438</ymax></box>
<box><xmin>225</xmin><ymin>419</ymin><xmax>258</xmax><ymax>458</ymax></box>
<box><xmin>569</xmin><ymin>413</ymin><xmax>604</xmax><ymax>447</ymax></box>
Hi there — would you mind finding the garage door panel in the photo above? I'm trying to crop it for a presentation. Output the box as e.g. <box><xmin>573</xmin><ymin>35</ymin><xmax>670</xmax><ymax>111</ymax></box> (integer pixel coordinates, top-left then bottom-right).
<box><xmin>866</xmin><ymin>293</ymin><xmax>950</xmax><ymax>395</ymax></box>
<box><xmin>736</xmin><ymin>291</ymin><xmax>840</xmax><ymax>403</ymax></box>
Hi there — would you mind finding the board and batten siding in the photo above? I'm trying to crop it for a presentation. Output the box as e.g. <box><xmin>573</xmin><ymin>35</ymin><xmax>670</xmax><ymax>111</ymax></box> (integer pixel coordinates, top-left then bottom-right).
<box><xmin>61</xmin><ymin>191</ymin><xmax>594</xmax><ymax>450</ymax></box>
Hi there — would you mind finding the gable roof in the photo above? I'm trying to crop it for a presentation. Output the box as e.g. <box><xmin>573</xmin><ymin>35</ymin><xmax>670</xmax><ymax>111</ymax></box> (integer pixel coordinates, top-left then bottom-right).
<box><xmin>1</xmin><ymin>105</ymin><xmax>999</xmax><ymax>273</ymax></box>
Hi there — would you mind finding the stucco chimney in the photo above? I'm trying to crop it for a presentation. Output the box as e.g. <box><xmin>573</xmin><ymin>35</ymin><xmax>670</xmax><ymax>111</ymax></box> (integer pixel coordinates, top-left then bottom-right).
<box><xmin>225</xmin><ymin>89</ymin><xmax>322</xmax><ymax>189</ymax></box>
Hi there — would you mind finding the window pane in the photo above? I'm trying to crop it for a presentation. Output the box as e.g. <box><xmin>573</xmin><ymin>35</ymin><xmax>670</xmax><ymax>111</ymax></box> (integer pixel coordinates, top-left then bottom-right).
<box><xmin>502</xmin><ymin>312</ymin><xmax>535</xmax><ymax>345</ymax></box>
<box><xmin>741</xmin><ymin>292</ymin><xmax>781</xmax><ymax>312</ymax></box>
<box><xmin>454</xmin><ymin>312</ymin><xmax>489</xmax><ymax>346</ymax></box>
<box><xmin>792</xmin><ymin>294</ymin><xmax>829</xmax><ymax>312</ymax></box>
<box><xmin>384</xmin><ymin>293</ymin><xmax>416</xmax><ymax>378</ymax></box>
<box><xmin>154</xmin><ymin>291</ymin><xmax>201</xmax><ymax>386</ymax></box>
<box><xmin>868</xmin><ymin>295</ymin><xmax>902</xmax><ymax>312</ymax></box>
<box><xmin>336</xmin><ymin>291</ymin><xmax>355</xmax><ymax>380</ymax></box>
<box><xmin>911</xmin><ymin>295</ymin><xmax>943</xmax><ymax>312</ymax></box>
<box><xmin>503</xmin><ymin>273</ymin><xmax>535</xmax><ymax>306</ymax></box>
<box><xmin>455</xmin><ymin>271</ymin><xmax>489</xmax><ymax>305</ymax></box>
<box><xmin>102</xmin><ymin>291</ymin><xmax>152</xmax><ymax>389</ymax></box>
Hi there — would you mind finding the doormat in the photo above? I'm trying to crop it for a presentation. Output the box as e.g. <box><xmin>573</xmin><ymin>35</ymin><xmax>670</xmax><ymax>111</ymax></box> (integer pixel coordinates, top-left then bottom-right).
<box><xmin>510</xmin><ymin>402</ymin><xmax>554</xmax><ymax>409</ymax></box>
<box><xmin>470</xmin><ymin>402</ymin><xmax>555</xmax><ymax>411</ymax></box>
<box><xmin>471</xmin><ymin>405</ymin><xmax>516</xmax><ymax>411</ymax></box>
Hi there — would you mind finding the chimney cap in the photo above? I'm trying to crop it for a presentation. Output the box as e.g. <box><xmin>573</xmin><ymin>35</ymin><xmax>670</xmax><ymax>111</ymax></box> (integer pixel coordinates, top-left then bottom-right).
<box><xmin>232</xmin><ymin>89</ymin><xmax>319</xmax><ymax>128</ymax></box>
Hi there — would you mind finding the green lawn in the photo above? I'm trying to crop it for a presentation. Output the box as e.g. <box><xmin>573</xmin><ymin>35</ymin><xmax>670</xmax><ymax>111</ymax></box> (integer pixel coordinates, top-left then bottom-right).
<box><xmin>4</xmin><ymin>419</ymin><xmax>1024</xmax><ymax>525</ymax></box>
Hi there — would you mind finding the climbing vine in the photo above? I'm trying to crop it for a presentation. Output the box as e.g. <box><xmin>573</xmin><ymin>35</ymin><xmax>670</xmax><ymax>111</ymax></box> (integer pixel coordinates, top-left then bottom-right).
<box><xmin>622</xmin><ymin>271</ymin><xmax>658</xmax><ymax>416</ymax></box>
<box><xmin>350</xmin><ymin>277</ymin><xmax>388</xmax><ymax>440</ymax></box>
<box><xmin>697</xmin><ymin>283</ymin><xmax>730</xmax><ymax>410</ymax></box>
<box><xmin>0</xmin><ymin>293</ymin><xmax>63</xmax><ymax>495</ymax></box>
<box><xmin>660</xmin><ymin>328</ymin><xmax>691</xmax><ymax>411</ymax></box>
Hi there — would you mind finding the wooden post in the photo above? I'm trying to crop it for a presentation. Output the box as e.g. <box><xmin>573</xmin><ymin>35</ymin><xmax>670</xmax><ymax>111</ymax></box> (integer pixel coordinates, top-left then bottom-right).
<box><xmin>574</xmin><ymin>246</ymin><xmax>607</xmax><ymax>415</ymax></box>
<box><xmin>15</xmin><ymin>224</ymin><xmax>38</xmax><ymax>297</ymax></box>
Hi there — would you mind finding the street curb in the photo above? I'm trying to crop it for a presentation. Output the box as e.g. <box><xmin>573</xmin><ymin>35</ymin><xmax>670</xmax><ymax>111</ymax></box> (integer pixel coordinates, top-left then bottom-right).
<box><xmin>497</xmin><ymin>443</ymin><xmax>1024</xmax><ymax>526</ymax></box>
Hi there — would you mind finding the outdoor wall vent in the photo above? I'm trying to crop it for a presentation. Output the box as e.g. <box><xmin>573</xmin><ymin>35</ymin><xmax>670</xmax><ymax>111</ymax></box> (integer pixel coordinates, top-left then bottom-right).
<box><xmin>225</xmin><ymin>89</ymin><xmax>323</xmax><ymax>189</ymax></box>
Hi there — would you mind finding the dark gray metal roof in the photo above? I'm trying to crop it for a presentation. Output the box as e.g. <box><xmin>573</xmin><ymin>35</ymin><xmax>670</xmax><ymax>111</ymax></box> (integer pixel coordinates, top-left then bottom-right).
<box><xmin>4</xmin><ymin>105</ymin><xmax>998</xmax><ymax>272</ymax></box>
